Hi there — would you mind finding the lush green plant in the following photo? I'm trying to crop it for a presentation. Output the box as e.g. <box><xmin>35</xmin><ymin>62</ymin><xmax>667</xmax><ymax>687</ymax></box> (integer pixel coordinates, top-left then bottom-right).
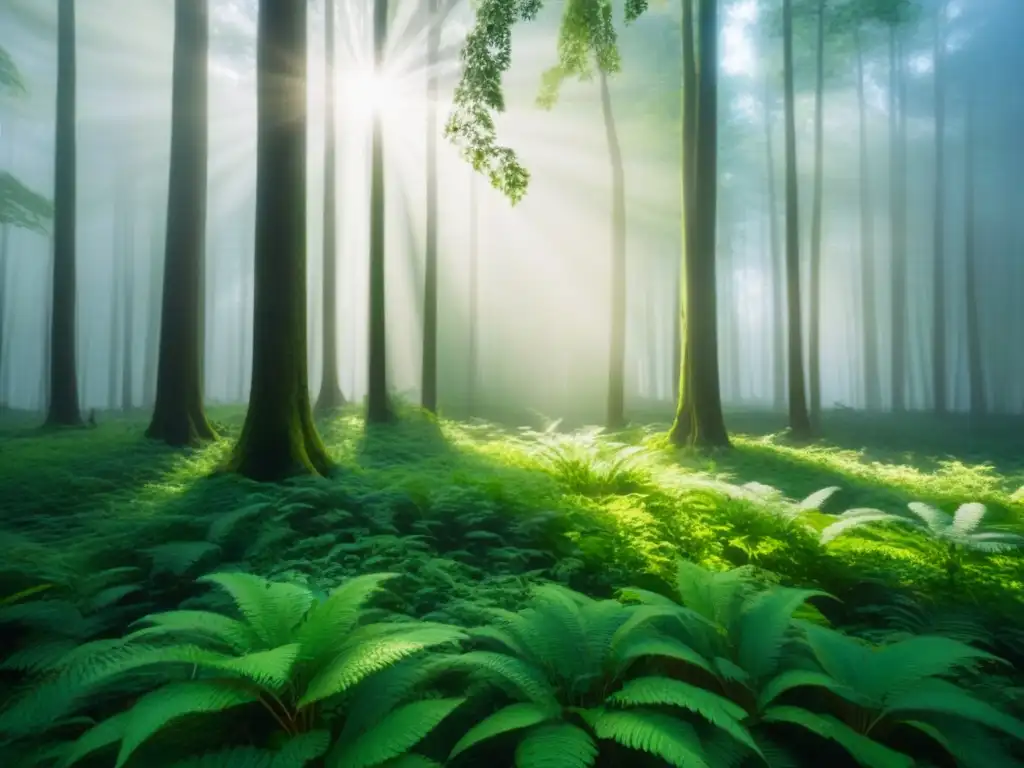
<box><xmin>523</xmin><ymin>424</ymin><xmax>654</xmax><ymax>496</ymax></box>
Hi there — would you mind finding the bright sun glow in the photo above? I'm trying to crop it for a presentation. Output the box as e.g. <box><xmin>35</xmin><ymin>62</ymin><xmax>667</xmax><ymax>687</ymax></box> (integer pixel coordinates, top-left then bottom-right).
<box><xmin>337</xmin><ymin>67</ymin><xmax>408</xmax><ymax>122</ymax></box>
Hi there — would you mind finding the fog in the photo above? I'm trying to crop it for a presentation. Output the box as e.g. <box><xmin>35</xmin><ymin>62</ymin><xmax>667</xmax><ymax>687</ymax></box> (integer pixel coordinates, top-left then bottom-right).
<box><xmin>1</xmin><ymin>0</ymin><xmax>1022</xmax><ymax>423</ymax></box>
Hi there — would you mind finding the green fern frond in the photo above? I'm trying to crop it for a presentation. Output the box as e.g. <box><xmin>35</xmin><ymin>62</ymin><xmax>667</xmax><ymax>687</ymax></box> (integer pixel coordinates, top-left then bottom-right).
<box><xmin>819</xmin><ymin>508</ymin><xmax>916</xmax><ymax>545</ymax></box>
<box><xmin>58</xmin><ymin>710</ymin><xmax>130</xmax><ymax>767</ymax></box>
<box><xmin>756</xmin><ymin>669</ymin><xmax>867</xmax><ymax>711</ymax></box>
<box><xmin>796</xmin><ymin>486</ymin><xmax>841</xmax><ymax>512</ymax></box>
<box><xmin>449</xmin><ymin>701</ymin><xmax>561</xmax><ymax>759</ymax></box>
<box><xmin>374</xmin><ymin>756</ymin><xmax>443</xmax><ymax>768</ymax></box>
<box><xmin>453</xmin><ymin>651</ymin><xmax>559</xmax><ymax>705</ymax></box>
<box><xmin>761</xmin><ymin>706</ymin><xmax>913</xmax><ymax>768</ymax></box>
<box><xmin>197</xmin><ymin>572</ymin><xmax>314</xmax><ymax>647</ymax></box>
<box><xmin>126</xmin><ymin>610</ymin><xmax>259</xmax><ymax>653</ymax></box>
<box><xmin>608</xmin><ymin>676</ymin><xmax>759</xmax><ymax>755</ymax></box>
<box><xmin>514</xmin><ymin>722</ymin><xmax>598</xmax><ymax>768</ymax></box>
<box><xmin>146</xmin><ymin>541</ymin><xmax>221</xmax><ymax>577</ymax></box>
<box><xmin>329</xmin><ymin>697</ymin><xmax>465</xmax><ymax>768</ymax></box>
<box><xmin>298</xmin><ymin>626</ymin><xmax>465</xmax><ymax>707</ymax></box>
<box><xmin>867</xmin><ymin>635</ymin><xmax>1002</xmax><ymax>700</ymax></box>
<box><xmin>737</xmin><ymin>587</ymin><xmax>831</xmax><ymax>683</ymax></box>
<box><xmin>612</xmin><ymin>634</ymin><xmax>715</xmax><ymax>678</ymax></box>
<box><xmin>589</xmin><ymin>707</ymin><xmax>710</xmax><ymax>768</ymax></box>
<box><xmin>884</xmin><ymin>678</ymin><xmax>1024</xmax><ymax>742</ymax></box>
<box><xmin>950</xmin><ymin>503</ymin><xmax>987</xmax><ymax>536</ymax></box>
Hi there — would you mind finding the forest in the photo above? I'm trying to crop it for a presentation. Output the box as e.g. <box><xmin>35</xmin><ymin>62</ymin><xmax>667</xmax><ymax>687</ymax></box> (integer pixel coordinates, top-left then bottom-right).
<box><xmin>0</xmin><ymin>0</ymin><xmax>1022</xmax><ymax>766</ymax></box>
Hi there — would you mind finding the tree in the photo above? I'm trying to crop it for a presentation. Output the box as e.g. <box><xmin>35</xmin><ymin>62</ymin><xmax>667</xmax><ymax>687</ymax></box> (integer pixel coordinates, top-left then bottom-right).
<box><xmin>229</xmin><ymin>0</ymin><xmax>330</xmax><ymax>479</ymax></box>
<box><xmin>807</xmin><ymin>0</ymin><xmax>826</xmax><ymax>423</ymax></box>
<box><xmin>46</xmin><ymin>0</ymin><xmax>82</xmax><ymax>427</ymax></box>
<box><xmin>931</xmin><ymin>0</ymin><xmax>948</xmax><ymax>414</ymax></box>
<box><xmin>963</xmin><ymin>80</ymin><xmax>984</xmax><ymax>417</ymax></box>
<box><xmin>668</xmin><ymin>0</ymin><xmax>729</xmax><ymax>448</ymax></box>
<box><xmin>535</xmin><ymin>0</ymin><xmax>628</xmax><ymax>430</ymax></box>
<box><xmin>146</xmin><ymin>0</ymin><xmax>216</xmax><ymax>445</ymax></box>
<box><xmin>466</xmin><ymin>160</ymin><xmax>480</xmax><ymax>415</ymax></box>
<box><xmin>316</xmin><ymin>0</ymin><xmax>345</xmax><ymax>412</ymax></box>
<box><xmin>889</xmin><ymin>21</ymin><xmax>907</xmax><ymax>411</ymax></box>
<box><xmin>366</xmin><ymin>0</ymin><xmax>392</xmax><ymax>424</ymax></box>
<box><xmin>781</xmin><ymin>0</ymin><xmax>812</xmax><ymax>438</ymax></box>
<box><xmin>761</xmin><ymin>55</ymin><xmax>786</xmax><ymax>411</ymax></box>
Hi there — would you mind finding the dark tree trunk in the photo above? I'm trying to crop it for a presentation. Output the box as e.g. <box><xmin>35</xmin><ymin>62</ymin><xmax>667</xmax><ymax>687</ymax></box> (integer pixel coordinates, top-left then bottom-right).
<box><xmin>146</xmin><ymin>0</ymin><xmax>215</xmax><ymax>445</ymax></box>
<box><xmin>46</xmin><ymin>0</ymin><xmax>82</xmax><ymax>427</ymax></box>
<box><xmin>121</xmin><ymin>189</ymin><xmax>134</xmax><ymax>411</ymax></box>
<box><xmin>466</xmin><ymin>170</ymin><xmax>479</xmax><ymax>416</ymax></box>
<box><xmin>889</xmin><ymin>26</ymin><xmax>907</xmax><ymax>412</ymax></box>
<box><xmin>108</xmin><ymin>208</ymin><xmax>120</xmax><ymax>410</ymax></box>
<box><xmin>229</xmin><ymin>0</ymin><xmax>330</xmax><ymax>479</ymax></box>
<box><xmin>808</xmin><ymin>0</ymin><xmax>825</xmax><ymax>424</ymax></box>
<box><xmin>366</xmin><ymin>0</ymin><xmax>391</xmax><ymax>423</ymax></box>
<box><xmin>781</xmin><ymin>0</ymin><xmax>811</xmax><ymax>438</ymax></box>
<box><xmin>963</xmin><ymin>84</ymin><xmax>984</xmax><ymax>417</ymax></box>
<box><xmin>0</xmin><ymin>222</ymin><xmax>7</xmax><ymax>408</ymax></box>
<box><xmin>931</xmin><ymin>1</ymin><xmax>948</xmax><ymax>414</ymax></box>
<box><xmin>762</xmin><ymin>66</ymin><xmax>785</xmax><ymax>411</ymax></box>
<box><xmin>421</xmin><ymin>0</ymin><xmax>440</xmax><ymax>414</ymax></box>
<box><xmin>600</xmin><ymin>68</ymin><xmax>627</xmax><ymax>430</ymax></box>
<box><xmin>317</xmin><ymin>0</ymin><xmax>345</xmax><ymax>413</ymax></box>
<box><xmin>855</xmin><ymin>27</ymin><xmax>880</xmax><ymax>411</ymax></box>
<box><xmin>143</xmin><ymin>220</ymin><xmax>162</xmax><ymax>408</ymax></box>
<box><xmin>668</xmin><ymin>0</ymin><xmax>729</xmax><ymax>449</ymax></box>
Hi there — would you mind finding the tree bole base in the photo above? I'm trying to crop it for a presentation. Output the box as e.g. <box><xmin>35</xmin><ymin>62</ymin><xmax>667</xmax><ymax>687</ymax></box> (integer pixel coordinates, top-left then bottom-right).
<box><xmin>145</xmin><ymin>408</ymin><xmax>217</xmax><ymax>448</ymax></box>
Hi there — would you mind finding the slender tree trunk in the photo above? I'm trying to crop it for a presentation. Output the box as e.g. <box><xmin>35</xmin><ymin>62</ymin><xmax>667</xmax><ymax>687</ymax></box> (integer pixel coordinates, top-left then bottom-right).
<box><xmin>0</xmin><ymin>222</ymin><xmax>6</xmax><ymax>409</ymax></box>
<box><xmin>889</xmin><ymin>26</ymin><xmax>907</xmax><ymax>412</ymax></box>
<box><xmin>600</xmin><ymin>68</ymin><xmax>627</xmax><ymax>429</ymax></box>
<box><xmin>931</xmin><ymin>0</ymin><xmax>948</xmax><ymax>414</ymax></box>
<box><xmin>763</xmin><ymin>67</ymin><xmax>785</xmax><ymax>411</ymax></box>
<box><xmin>808</xmin><ymin>0</ymin><xmax>825</xmax><ymax>424</ymax></box>
<box><xmin>122</xmin><ymin>204</ymin><xmax>134</xmax><ymax>411</ymax></box>
<box><xmin>146</xmin><ymin>0</ymin><xmax>215</xmax><ymax>445</ymax></box>
<box><xmin>143</xmin><ymin>221</ymin><xmax>162</xmax><ymax>408</ymax></box>
<box><xmin>781</xmin><ymin>0</ymin><xmax>811</xmax><ymax>438</ymax></box>
<box><xmin>467</xmin><ymin>170</ymin><xmax>479</xmax><ymax>416</ymax></box>
<box><xmin>669</xmin><ymin>0</ymin><xmax>729</xmax><ymax>448</ymax></box>
<box><xmin>229</xmin><ymin>0</ymin><xmax>330</xmax><ymax>479</ymax></box>
<box><xmin>366</xmin><ymin>0</ymin><xmax>391</xmax><ymax>423</ymax></box>
<box><xmin>855</xmin><ymin>27</ymin><xmax>880</xmax><ymax>411</ymax></box>
<box><xmin>108</xmin><ymin>207</ymin><xmax>120</xmax><ymax>410</ymax></box>
<box><xmin>963</xmin><ymin>83</ymin><xmax>984</xmax><ymax>417</ymax></box>
<box><xmin>317</xmin><ymin>0</ymin><xmax>345</xmax><ymax>413</ymax></box>
<box><xmin>46</xmin><ymin>0</ymin><xmax>82</xmax><ymax>427</ymax></box>
<box><xmin>421</xmin><ymin>0</ymin><xmax>440</xmax><ymax>414</ymax></box>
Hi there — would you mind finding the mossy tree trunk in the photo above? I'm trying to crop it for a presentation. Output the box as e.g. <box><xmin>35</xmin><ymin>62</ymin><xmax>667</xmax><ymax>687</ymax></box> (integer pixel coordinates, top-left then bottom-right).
<box><xmin>45</xmin><ymin>0</ymin><xmax>82</xmax><ymax>427</ymax></box>
<box><xmin>229</xmin><ymin>0</ymin><xmax>330</xmax><ymax>481</ymax></box>
<box><xmin>600</xmin><ymin>67</ymin><xmax>626</xmax><ymax>430</ymax></box>
<box><xmin>366</xmin><ymin>0</ymin><xmax>392</xmax><ymax>424</ymax></box>
<box><xmin>669</xmin><ymin>0</ymin><xmax>729</xmax><ymax>449</ymax></box>
<box><xmin>146</xmin><ymin>0</ymin><xmax>215</xmax><ymax>446</ymax></box>
<box><xmin>317</xmin><ymin>0</ymin><xmax>345</xmax><ymax>413</ymax></box>
<box><xmin>781</xmin><ymin>0</ymin><xmax>812</xmax><ymax>439</ymax></box>
<box><xmin>421</xmin><ymin>0</ymin><xmax>440</xmax><ymax>414</ymax></box>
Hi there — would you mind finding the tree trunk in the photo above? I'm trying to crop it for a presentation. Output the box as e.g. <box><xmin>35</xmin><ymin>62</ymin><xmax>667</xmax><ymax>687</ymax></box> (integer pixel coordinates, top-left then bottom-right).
<box><xmin>46</xmin><ymin>0</ymin><xmax>82</xmax><ymax>427</ymax></box>
<box><xmin>143</xmin><ymin>219</ymin><xmax>162</xmax><ymax>408</ymax></box>
<box><xmin>366</xmin><ymin>0</ymin><xmax>391</xmax><ymax>424</ymax></box>
<box><xmin>121</xmin><ymin>192</ymin><xmax>134</xmax><ymax>411</ymax></box>
<box><xmin>889</xmin><ymin>25</ymin><xmax>907</xmax><ymax>412</ymax></box>
<box><xmin>229</xmin><ymin>0</ymin><xmax>330</xmax><ymax>480</ymax></box>
<box><xmin>931</xmin><ymin>0</ymin><xmax>948</xmax><ymax>414</ymax></box>
<box><xmin>146</xmin><ymin>0</ymin><xmax>215</xmax><ymax>445</ymax></box>
<box><xmin>108</xmin><ymin>207</ymin><xmax>120</xmax><ymax>410</ymax></box>
<box><xmin>317</xmin><ymin>0</ymin><xmax>345</xmax><ymax>413</ymax></box>
<box><xmin>855</xmin><ymin>27</ymin><xmax>880</xmax><ymax>411</ymax></box>
<box><xmin>762</xmin><ymin>66</ymin><xmax>785</xmax><ymax>411</ymax></box>
<box><xmin>668</xmin><ymin>0</ymin><xmax>729</xmax><ymax>449</ymax></box>
<box><xmin>0</xmin><ymin>222</ymin><xmax>7</xmax><ymax>409</ymax></box>
<box><xmin>466</xmin><ymin>170</ymin><xmax>479</xmax><ymax>416</ymax></box>
<box><xmin>420</xmin><ymin>0</ymin><xmax>440</xmax><ymax>414</ymax></box>
<box><xmin>600</xmin><ymin>68</ymin><xmax>627</xmax><ymax>430</ymax></box>
<box><xmin>963</xmin><ymin>83</ymin><xmax>984</xmax><ymax>417</ymax></box>
<box><xmin>808</xmin><ymin>0</ymin><xmax>825</xmax><ymax>424</ymax></box>
<box><xmin>781</xmin><ymin>0</ymin><xmax>811</xmax><ymax>438</ymax></box>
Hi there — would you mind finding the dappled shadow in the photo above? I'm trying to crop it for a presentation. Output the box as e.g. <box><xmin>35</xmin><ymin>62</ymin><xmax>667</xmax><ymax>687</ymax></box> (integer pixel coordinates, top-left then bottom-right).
<box><xmin>354</xmin><ymin>408</ymin><xmax>453</xmax><ymax>468</ymax></box>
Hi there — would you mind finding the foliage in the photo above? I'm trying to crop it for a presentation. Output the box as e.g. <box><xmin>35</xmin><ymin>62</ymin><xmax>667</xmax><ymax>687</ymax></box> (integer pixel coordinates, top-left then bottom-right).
<box><xmin>0</xmin><ymin>45</ymin><xmax>26</xmax><ymax>95</ymax></box>
<box><xmin>0</xmin><ymin>169</ymin><xmax>53</xmax><ymax>233</ymax></box>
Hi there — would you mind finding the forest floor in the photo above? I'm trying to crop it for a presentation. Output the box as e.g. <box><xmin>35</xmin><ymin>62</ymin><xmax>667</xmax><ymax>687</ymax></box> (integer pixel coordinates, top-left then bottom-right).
<box><xmin>1</xmin><ymin>403</ymin><xmax>1021</xmax><ymax>627</ymax></box>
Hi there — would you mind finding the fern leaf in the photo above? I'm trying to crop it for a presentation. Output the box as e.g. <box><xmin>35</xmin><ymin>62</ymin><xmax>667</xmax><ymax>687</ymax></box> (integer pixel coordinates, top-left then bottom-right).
<box><xmin>590</xmin><ymin>707</ymin><xmax>710</xmax><ymax>768</ymax></box>
<box><xmin>950</xmin><ymin>503</ymin><xmax>987</xmax><ymax>536</ymax></box>
<box><xmin>761</xmin><ymin>706</ymin><xmax>912</xmax><ymax>768</ymax></box>
<box><xmin>756</xmin><ymin>669</ymin><xmax>867</xmax><ymax>712</ymax></box>
<box><xmin>374</xmin><ymin>757</ymin><xmax>442</xmax><ymax>768</ymax></box>
<box><xmin>299</xmin><ymin>627</ymin><xmax>464</xmax><ymax>707</ymax></box>
<box><xmin>906</xmin><ymin>502</ymin><xmax>950</xmax><ymax>534</ymax></box>
<box><xmin>883</xmin><ymin>678</ymin><xmax>1024</xmax><ymax>741</ymax></box>
<box><xmin>207</xmin><ymin>502</ymin><xmax>273</xmax><ymax>543</ymax></box>
<box><xmin>114</xmin><ymin>681</ymin><xmax>258</xmax><ymax>767</ymax></box>
<box><xmin>514</xmin><ymin>722</ymin><xmax>598</xmax><ymax>768</ymax></box>
<box><xmin>296</xmin><ymin>573</ymin><xmax>399</xmax><ymax>666</ymax></box>
<box><xmin>197</xmin><ymin>572</ymin><xmax>314</xmax><ymax>647</ymax></box>
<box><xmin>608</xmin><ymin>676</ymin><xmax>759</xmax><ymax>756</ymax></box>
<box><xmin>797</xmin><ymin>487</ymin><xmax>840</xmax><ymax>511</ymax></box>
<box><xmin>737</xmin><ymin>587</ymin><xmax>831</xmax><ymax>682</ymax></box>
<box><xmin>273</xmin><ymin>730</ymin><xmax>331</xmax><ymax>768</ymax></box>
<box><xmin>146</xmin><ymin>541</ymin><xmax>221</xmax><ymax>577</ymax></box>
<box><xmin>126</xmin><ymin>610</ymin><xmax>259</xmax><ymax>653</ymax></box>
<box><xmin>60</xmin><ymin>710</ymin><xmax>130</xmax><ymax>767</ymax></box>
<box><xmin>329</xmin><ymin>697</ymin><xmax>465</xmax><ymax>768</ymax></box>
<box><xmin>868</xmin><ymin>636</ymin><xmax>1001</xmax><ymax>701</ymax></box>
<box><xmin>168</xmin><ymin>746</ymin><xmax>276</xmax><ymax>768</ymax></box>
<box><xmin>819</xmin><ymin>510</ymin><xmax>916</xmax><ymax>545</ymax></box>
<box><xmin>451</xmin><ymin>651</ymin><xmax>559</xmax><ymax>706</ymax></box>
<box><xmin>612</xmin><ymin>634</ymin><xmax>714</xmax><ymax>678</ymax></box>
<box><xmin>449</xmin><ymin>702</ymin><xmax>560</xmax><ymax>759</ymax></box>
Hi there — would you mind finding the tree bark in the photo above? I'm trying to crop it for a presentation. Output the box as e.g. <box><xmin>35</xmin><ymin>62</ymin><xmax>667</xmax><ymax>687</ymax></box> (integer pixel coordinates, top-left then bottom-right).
<box><xmin>931</xmin><ymin>0</ymin><xmax>948</xmax><ymax>414</ymax></box>
<box><xmin>762</xmin><ymin>65</ymin><xmax>785</xmax><ymax>411</ymax></box>
<box><xmin>781</xmin><ymin>0</ymin><xmax>811</xmax><ymax>438</ymax></box>
<box><xmin>421</xmin><ymin>0</ymin><xmax>440</xmax><ymax>414</ymax></box>
<box><xmin>808</xmin><ymin>0</ymin><xmax>825</xmax><ymax>424</ymax></box>
<box><xmin>889</xmin><ymin>26</ymin><xmax>907</xmax><ymax>412</ymax></box>
<box><xmin>466</xmin><ymin>170</ymin><xmax>479</xmax><ymax>416</ymax></box>
<box><xmin>366</xmin><ymin>0</ymin><xmax>392</xmax><ymax>423</ymax></box>
<box><xmin>108</xmin><ymin>205</ymin><xmax>120</xmax><ymax>410</ymax></box>
<box><xmin>45</xmin><ymin>0</ymin><xmax>82</xmax><ymax>427</ymax></box>
<box><xmin>229</xmin><ymin>0</ymin><xmax>330</xmax><ymax>480</ymax></box>
<box><xmin>855</xmin><ymin>26</ymin><xmax>880</xmax><ymax>411</ymax></box>
<box><xmin>146</xmin><ymin>0</ymin><xmax>215</xmax><ymax>445</ymax></box>
<box><xmin>316</xmin><ymin>0</ymin><xmax>345</xmax><ymax>413</ymax></box>
<box><xmin>121</xmin><ymin>192</ymin><xmax>134</xmax><ymax>411</ymax></box>
<box><xmin>963</xmin><ymin>83</ymin><xmax>984</xmax><ymax>417</ymax></box>
<box><xmin>600</xmin><ymin>67</ymin><xmax>627</xmax><ymax>430</ymax></box>
<box><xmin>668</xmin><ymin>0</ymin><xmax>729</xmax><ymax>449</ymax></box>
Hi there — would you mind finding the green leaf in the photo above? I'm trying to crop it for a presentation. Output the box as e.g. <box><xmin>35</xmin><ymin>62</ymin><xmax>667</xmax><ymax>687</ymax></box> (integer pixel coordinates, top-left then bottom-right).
<box><xmin>450</xmin><ymin>701</ymin><xmax>561</xmax><ymax>759</ymax></box>
<box><xmin>329</xmin><ymin>697</ymin><xmax>465</xmax><ymax>768</ymax></box>
<box><xmin>60</xmin><ymin>710</ymin><xmax>130</xmax><ymax>767</ymax></box>
<box><xmin>453</xmin><ymin>651</ymin><xmax>559</xmax><ymax>705</ymax></box>
<box><xmin>756</xmin><ymin>669</ymin><xmax>866</xmax><ymax>712</ymax></box>
<box><xmin>514</xmin><ymin>722</ymin><xmax>599</xmax><ymax>768</ymax></box>
<box><xmin>296</xmin><ymin>573</ymin><xmax>399</xmax><ymax>666</ymax></box>
<box><xmin>197</xmin><ymin>572</ymin><xmax>315</xmax><ymax>647</ymax></box>
<box><xmin>761</xmin><ymin>706</ymin><xmax>913</xmax><ymax>768</ymax></box>
<box><xmin>590</xmin><ymin>707</ymin><xmax>710</xmax><ymax>768</ymax></box>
